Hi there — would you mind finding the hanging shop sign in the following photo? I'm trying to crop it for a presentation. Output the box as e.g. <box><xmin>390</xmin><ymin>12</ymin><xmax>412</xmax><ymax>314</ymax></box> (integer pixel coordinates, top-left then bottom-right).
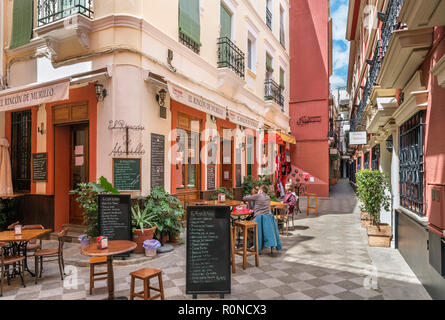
<box><xmin>296</xmin><ymin>116</ymin><xmax>322</xmax><ymax>126</ymax></box>
<box><xmin>349</xmin><ymin>131</ymin><xmax>368</xmax><ymax>146</ymax></box>
<box><xmin>227</xmin><ymin>110</ymin><xmax>259</xmax><ymax>130</ymax></box>
<box><xmin>168</xmin><ymin>83</ymin><xmax>226</xmax><ymax>119</ymax></box>
<box><xmin>0</xmin><ymin>79</ymin><xmax>70</xmax><ymax>112</ymax></box>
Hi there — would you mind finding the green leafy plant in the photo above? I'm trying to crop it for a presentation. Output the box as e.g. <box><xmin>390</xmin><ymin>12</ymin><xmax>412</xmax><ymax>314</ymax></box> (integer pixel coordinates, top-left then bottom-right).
<box><xmin>241</xmin><ymin>175</ymin><xmax>273</xmax><ymax>196</ymax></box>
<box><xmin>0</xmin><ymin>198</ymin><xmax>18</xmax><ymax>232</ymax></box>
<box><xmin>356</xmin><ymin>170</ymin><xmax>391</xmax><ymax>226</ymax></box>
<box><xmin>210</xmin><ymin>187</ymin><xmax>234</xmax><ymax>200</ymax></box>
<box><xmin>131</xmin><ymin>205</ymin><xmax>157</xmax><ymax>233</ymax></box>
<box><xmin>70</xmin><ymin>176</ymin><xmax>120</xmax><ymax>237</ymax></box>
<box><xmin>142</xmin><ymin>187</ymin><xmax>185</xmax><ymax>240</ymax></box>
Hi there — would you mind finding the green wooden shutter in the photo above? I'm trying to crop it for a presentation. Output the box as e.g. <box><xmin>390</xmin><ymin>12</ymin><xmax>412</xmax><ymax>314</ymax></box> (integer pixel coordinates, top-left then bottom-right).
<box><xmin>9</xmin><ymin>0</ymin><xmax>33</xmax><ymax>49</ymax></box>
<box><xmin>220</xmin><ymin>4</ymin><xmax>232</xmax><ymax>39</ymax></box>
<box><xmin>266</xmin><ymin>54</ymin><xmax>274</xmax><ymax>73</ymax></box>
<box><xmin>280</xmin><ymin>69</ymin><xmax>285</xmax><ymax>89</ymax></box>
<box><xmin>179</xmin><ymin>0</ymin><xmax>201</xmax><ymax>45</ymax></box>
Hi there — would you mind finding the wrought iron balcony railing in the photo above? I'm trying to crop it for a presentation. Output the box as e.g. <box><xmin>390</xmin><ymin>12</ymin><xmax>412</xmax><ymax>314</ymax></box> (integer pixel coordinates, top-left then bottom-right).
<box><xmin>351</xmin><ymin>0</ymin><xmax>405</xmax><ymax>131</ymax></box>
<box><xmin>265</xmin><ymin>79</ymin><xmax>284</xmax><ymax>110</ymax></box>
<box><xmin>217</xmin><ymin>37</ymin><xmax>245</xmax><ymax>79</ymax></box>
<box><xmin>38</xmin><ymin>0</ymin><xmax>93</xmax><ymax>26</ymax></box>
<box><xmin>266</xmin><ymin>8</ymin><xmax>272</xmax><ymax>30</ymax></box>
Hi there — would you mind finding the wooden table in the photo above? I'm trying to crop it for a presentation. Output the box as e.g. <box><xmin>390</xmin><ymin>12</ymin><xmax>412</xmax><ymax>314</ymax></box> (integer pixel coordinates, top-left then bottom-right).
<box><xmin>271</xmin><ymin>201</ymin><xmax>289</xmax><ymax>208</ymax></box>
<box><xmin>190</xmin><ymin>200</ymin><xmax>243</xmax><ymax>207</ymax></box>
<box><xmin>0</xmin><ymin>229</ymin><xmax>52</xmax><ymax>277</ymax></box>
<box><xmin>81</xmin><ymin>240</ymin><xmax>137</xmax><ymax>300</ymax></box>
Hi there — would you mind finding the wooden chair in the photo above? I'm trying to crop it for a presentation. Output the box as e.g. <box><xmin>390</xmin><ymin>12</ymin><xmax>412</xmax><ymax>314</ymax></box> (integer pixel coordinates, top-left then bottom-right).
<box><xmin>1</xmin><ymin>242</ymin><xmax>26</xmax><ymax>297</ymax></box>
<box><xmin>306</xmin><ymin>193</ymin><xmax>318</xmax><ymax>216</ymax></box>
<box><xmin>34</xmin><ymin>229</ymin><xmax>67</xmax><ymax>284</ymax></box>
<box><xmin>7</xmin><ymin>221</ymin><xmax>20</xmax><ymax>230</ymax></box>
<box><xmin>274</xmin><ymin>205</ymin><xmax>290</xmax><ymax>235</ymax></box>
<box><xmin>89</xmin><ymin>256</ymin><xmax>108</xmax><ymax>295</ymax></box>
<box><xmin>129</xmin><ymin>268</ymin><xmax>165</xmax><ymax>300</ymax></box>
<box><xmin>233</xmin><ymin>220</ymin><xmax>259</xmax><ymax>270</ymax></box>
<box><xmin>22</xmin><ymin>225</ymin><xmax>45</xmax><ymax>253</ymax></box>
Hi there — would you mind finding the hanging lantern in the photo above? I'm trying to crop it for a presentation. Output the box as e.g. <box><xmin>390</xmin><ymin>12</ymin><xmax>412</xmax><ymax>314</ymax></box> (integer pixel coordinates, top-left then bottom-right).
<box><xmin>386</xmin><ymin>135</ymin><xmax>393</xmax><ymax>153</ymax></box>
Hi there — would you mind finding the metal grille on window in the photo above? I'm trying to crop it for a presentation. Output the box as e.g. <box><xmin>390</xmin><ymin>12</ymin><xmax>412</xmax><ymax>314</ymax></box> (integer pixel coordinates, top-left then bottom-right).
<box><xmin>372</xmin><ymin>146</ymin><xmax>380</xmax><ymax>171</ymax></box>
<box><xmin>399</xmin><ymin>111</ymin><xmax>425</xmax><ymax>216</ymax></box>
<box><xmin>11</xmin><ymin>110</ymin><xmax>32</xmax><ymax>192</ymax></box>
<box><xmin>364</xmin><ymin>152</ymin><xmax>370</xmax><ymax>170</ymax></box>
<box><xmin>179</xmin><ymin>32</ymin><xmax>200</xmax><ymax>54</ymax></box>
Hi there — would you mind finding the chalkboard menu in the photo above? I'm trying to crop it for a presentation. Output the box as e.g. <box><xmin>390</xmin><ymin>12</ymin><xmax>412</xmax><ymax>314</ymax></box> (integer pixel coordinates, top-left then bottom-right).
<box><xmin>98</xmin><ymin>195</ymin><xmax>132</xmax><ymax>256</ymax></box>
<box><xmin>32</xmin><ymin>153</ymin><xmax>48</xmax><ymax>181</ymax></box>
<box><xmin>151</xmin><ymin>133</ymin><xmax>165</xmax><ymax>189</ymax></box>
<box><xmin>113</xmin><ymin>159</ymin><xmax>141</xmax><ymax>191</ymax></box>
<box><xmin>186</xmin><ymin>206</ymin><xmax>231</xmax><ymax>297</ymax></box>
<box><xmin>207</xmin><ymin>165</ymin><xmax>216</xmax><ymax>190</ymax></box>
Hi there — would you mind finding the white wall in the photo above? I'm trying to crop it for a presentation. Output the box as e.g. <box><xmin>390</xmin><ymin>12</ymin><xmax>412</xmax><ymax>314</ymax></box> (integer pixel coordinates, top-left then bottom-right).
<box><xmin>390</xmin><ymin>131</ymin><xmax>400</xmax><ymax>248</ymax></box>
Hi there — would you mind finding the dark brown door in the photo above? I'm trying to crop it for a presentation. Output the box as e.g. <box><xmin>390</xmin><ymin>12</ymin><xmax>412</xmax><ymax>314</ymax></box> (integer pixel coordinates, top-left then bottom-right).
<box><xmin>69</xmin><ymin>124</ymin><xmax>89</xmax><ymax>225</ymax></box>
<box><xmin>221</xmin><ymin>137</ymin><xmax>233</xmax><ymax>189</ymax></box>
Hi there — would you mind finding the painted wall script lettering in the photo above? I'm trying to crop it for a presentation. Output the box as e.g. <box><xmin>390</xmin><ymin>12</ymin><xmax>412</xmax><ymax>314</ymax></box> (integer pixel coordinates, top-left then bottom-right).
<box><xmin>108</xmin><ymin>120</ymin><xmax>146</xmax><ymax>156</ymax></box>
<box><xmin>296</xmin><ymin>116</ymin><xmax>322</xmax><ymax>126</ymax></box>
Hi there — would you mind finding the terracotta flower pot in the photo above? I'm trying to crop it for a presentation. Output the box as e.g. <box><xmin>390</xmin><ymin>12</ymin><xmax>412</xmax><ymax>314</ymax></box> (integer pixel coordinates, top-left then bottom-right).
<box><xmin>132</xmin><ymin>227</ymin><xmax>157</xmax><ymax>254</ymax></box>
<box><xmin>367</xmin><ymin>224</ymin><xmax>391</xmax><ymax>247</ymax></box>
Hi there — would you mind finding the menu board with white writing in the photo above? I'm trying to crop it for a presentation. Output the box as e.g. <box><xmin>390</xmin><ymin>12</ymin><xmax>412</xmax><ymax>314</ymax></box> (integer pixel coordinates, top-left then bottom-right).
<box><xmin>32</xmin><ymin>153</ymin><xmax>48</xmax><ymax>181</ymax></box>
<box><xmin>98</xmin><ymin>195</ymin><xmax>132</xmax><ymax>249</ymax></box>
<box><xmin>113</xmin><ymin>159</ymin><xmax>141</xmax><ymax>191</ymax></box>
<box><xmin>186</xmin><ymin>206</ymin><xmax>231</xmax><ymax>296</ymax></box>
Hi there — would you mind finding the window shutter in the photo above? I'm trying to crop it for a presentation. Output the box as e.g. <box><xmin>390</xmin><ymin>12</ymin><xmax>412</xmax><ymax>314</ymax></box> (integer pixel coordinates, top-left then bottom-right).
<box><xmin>179</xmin><ymin>0</ymin><xmax>201</xmax><ymax>46</ymax></box>
<box><xmin>280</xmin><ymin>69</ymin><xmax>285</xmax><ymax>89</ymax></box>
<box><xmin>220</xmin><ymin>5</ymin><xmax>232</xmax><ymax>39</ymax></box>
<box><xmin>10</xmin><ymin>0</ymin><xmax>33</xmax><ymax>49</ymax></box>
<box><xmin>266</xmin><ymin>54</ymin><xmax>274</xmax><ymax>73</ymax></box>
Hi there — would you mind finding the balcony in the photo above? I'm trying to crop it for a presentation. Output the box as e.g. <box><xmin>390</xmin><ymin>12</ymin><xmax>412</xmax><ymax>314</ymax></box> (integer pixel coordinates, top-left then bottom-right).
<box><xmin>398</xmin><ymin>0</ymin><xmax>445</xmax><ymax>30</ymax></box>
<box><xmin>35</xmin><ymin>0</ymin><xmax>93</xmax><ymax>59</ymax></box>
<box><xmin>217</xmin><ymin>37</ymin><xmax>246</xmax><ymax>96</ymax></box>
<box><xmin>266</xmin><ymin>8</ymin><xmax>272</xmax><ymax>30</ymax></box>
<box><xmin>365</xmin><ymin>88</ymin><xmax>398</xmax><ymax>134</ymax></box>
<box><xmin>265</xmin><ymin>79</ymin><xmax>284</xmax><ymax>111</ymax></box>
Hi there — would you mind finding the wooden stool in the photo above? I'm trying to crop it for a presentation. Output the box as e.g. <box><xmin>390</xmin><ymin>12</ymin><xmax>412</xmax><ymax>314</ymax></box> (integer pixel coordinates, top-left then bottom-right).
<box><xmin>130</xmin><ymin>268</ymin><xmax>165</xmax><ymax>300</ymax></box>
<box><xmin>89</xmin><ymin>256</ymin><xmax>108</xmax><ymax>295</ymax></box>
<box><xmin>233</xmin><ymin>221</ymin><xmax>259</xmax><ymax>270</ymax></box>
<box><xmin>230</xmin><ymin>226</ymin><xmax>236</xmax><ymax>274</ymax></box>
<box><xmin>306</xmin><ymin>193</ymin><xmax>318</xmax><ymax>216</ymax></box>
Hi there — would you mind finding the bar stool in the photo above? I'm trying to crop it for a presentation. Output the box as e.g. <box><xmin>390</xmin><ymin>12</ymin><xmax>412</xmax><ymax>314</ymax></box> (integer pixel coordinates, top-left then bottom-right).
<box><xmin>130</xmin><ymin>268</ymin><xmax>165</xmax><ymax>300</ymax></box>
<box><xmin>89</xmin><ymin>256</ymin><xmax>108</xmax><ymax>295</ymax></box>
<box><xmin>233</xmin><ymin>221</ymin><xmax>259</xmax><ymax>270</ymax></box>
<box><xmin>306</xmin><ymin>193</ymin><xmax>318</xmax><ymax>216</ymax></box>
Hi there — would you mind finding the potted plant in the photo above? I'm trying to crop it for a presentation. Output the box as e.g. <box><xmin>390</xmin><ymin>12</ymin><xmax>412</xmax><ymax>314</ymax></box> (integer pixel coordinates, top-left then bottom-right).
<box><xmin>143</xmin><ymin>187</ymin><xmax>185</xmax><ymax>244</ymax></box>
<box><xmin>70</xmin><ymin>176</ymin><xmax>120</xmax><ymax>238</ymax></box>
<box><xmin>356</xmin><ymin>170</ymin><xmax>392</xmax><ymax>247</ymax></box>
<box><xmin>132</xmin><ymin>204</ymin><xmax>157</xmax><ymax>254</ymax></box>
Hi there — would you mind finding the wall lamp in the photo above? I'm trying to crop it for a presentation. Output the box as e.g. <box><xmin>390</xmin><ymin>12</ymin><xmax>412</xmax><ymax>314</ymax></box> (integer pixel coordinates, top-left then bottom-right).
<box><xmin>37</xmin><ymin>122</ymin><xmax>45</xmax><ymax>135</ymax></box>
<box><xmin>95</xmin><ymin>83</ymin><xmax>107</xmax><ymax>102</ymax></box>
<box><xmin>156</xmin><ymin>89</ymin><xmax>168</xmax><ymax>120</ymax></box>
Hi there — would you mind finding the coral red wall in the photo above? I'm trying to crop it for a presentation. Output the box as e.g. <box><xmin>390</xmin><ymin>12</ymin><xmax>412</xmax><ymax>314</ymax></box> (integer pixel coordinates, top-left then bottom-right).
<box><xmin>423</xmin><ymin>27</ymin><xmax>445</xmax><ymax>226</ymax></box>
<box><xmin>290</xmin><ymin>0</ymin><xmax>330</xmax><ymax>197</ymax></box>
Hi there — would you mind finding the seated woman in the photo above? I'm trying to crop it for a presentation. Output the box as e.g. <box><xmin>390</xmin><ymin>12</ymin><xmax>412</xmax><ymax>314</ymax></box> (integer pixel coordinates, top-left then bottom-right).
<box><xmin>283</xmin><ymin>184</ymin><xmax>298</xmax><ymax>216</ymax></box>
<box><xmin>243</xmin><ymin>186</ymin><xmax>271</xmax><ymax>220</ymax></box>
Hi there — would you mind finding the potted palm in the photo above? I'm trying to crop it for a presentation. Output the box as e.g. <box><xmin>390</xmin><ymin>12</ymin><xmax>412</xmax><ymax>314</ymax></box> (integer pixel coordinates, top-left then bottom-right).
<box><xmin>356</xmin><ymin>170</ymin><xmax>392</xmax><ymax>247</ymax></box>
<box><xmin>132</xmin><ymin>205</ymin><xmax>157</xmax><ymax>254</ymax></box>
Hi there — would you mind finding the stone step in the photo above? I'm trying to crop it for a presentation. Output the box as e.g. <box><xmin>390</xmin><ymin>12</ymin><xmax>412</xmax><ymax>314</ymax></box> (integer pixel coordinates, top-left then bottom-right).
<box><xmin>50</xmin><ymin>224</ymin><xmax>87</xmax><ymax>243</ymax></box>
<box><xmin>62</xmin><ymin>224</ymin><xmax>87</xmax><ymax>234</ymax></box>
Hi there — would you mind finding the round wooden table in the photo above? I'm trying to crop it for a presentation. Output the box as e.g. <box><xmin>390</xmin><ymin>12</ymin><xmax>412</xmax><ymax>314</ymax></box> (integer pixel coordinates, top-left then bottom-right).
<box><xmin>81</xmin><ymin>240</ymin><xmax>137</xmax><ymax>300</ymax></box>
<box><xmin>191</xmin><ymin>200</ymin><xmax>243</xmax><ymax>207</ymax></box>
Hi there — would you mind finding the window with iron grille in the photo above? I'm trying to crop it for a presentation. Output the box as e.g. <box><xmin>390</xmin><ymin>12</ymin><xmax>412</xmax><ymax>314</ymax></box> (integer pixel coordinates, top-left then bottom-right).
<box><xmin>364</xmin><ymin>151</ymin><xmax>370</xmax><ymax>170</ymax></box>
<box><xmin>357</xmin><ymin>157</ymin><xmax>361</xmax><ymax>171</ymax></box>
<box><xmin>11</xmin><ymin>110</ymin><xmax>32</xmax><ymax>192</ymax></box>
<box><xmin>400</xmin><ymin>111</ymin><xmax>425</xmax><ymax>216</ymax></box>
<box><xmin>372</xmin><ymin>146</ymin><xmax>380</xmax><ymax>170</ymax></box>
<box><xmin>179</xmin><ymin>32</ymin><xmax>200</xmax><ymax>54</ymax></box>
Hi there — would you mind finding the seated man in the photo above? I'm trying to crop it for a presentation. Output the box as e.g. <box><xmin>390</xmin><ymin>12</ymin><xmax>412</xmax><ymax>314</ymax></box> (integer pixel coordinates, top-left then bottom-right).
<box><xmin>243</xmin><ymin>186</ymin><xmax>271</xmax><ymax>220</ymax></box>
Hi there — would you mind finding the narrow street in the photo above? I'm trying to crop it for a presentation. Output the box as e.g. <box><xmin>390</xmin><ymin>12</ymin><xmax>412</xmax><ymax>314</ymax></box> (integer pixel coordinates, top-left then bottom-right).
<box><xmin>0</xmin><ymin>179</ymin><xmax>430</xmax><ymax>300</ymax></box>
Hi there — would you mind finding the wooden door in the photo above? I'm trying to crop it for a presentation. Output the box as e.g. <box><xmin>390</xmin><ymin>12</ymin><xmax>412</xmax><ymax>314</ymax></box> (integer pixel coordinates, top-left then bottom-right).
<box><xmin>69</xmin><ymin>124</ymin><xmax>89</xmax><ymax>225</ymax></box>
<box><xmin>221</xmin><ymin>136</ymin><xmax>233</xmax><ymax>189</ymax></box>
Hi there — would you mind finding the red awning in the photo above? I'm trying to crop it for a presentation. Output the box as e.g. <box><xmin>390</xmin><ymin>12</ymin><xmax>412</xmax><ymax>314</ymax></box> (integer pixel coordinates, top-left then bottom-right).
<box><xmin>264</xmin><ymin>132</ymin><xmax>284</xmax><ymax>145</ymax></box>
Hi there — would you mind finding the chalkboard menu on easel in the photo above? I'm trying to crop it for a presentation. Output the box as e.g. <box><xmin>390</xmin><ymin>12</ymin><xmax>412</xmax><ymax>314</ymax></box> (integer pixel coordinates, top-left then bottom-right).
<box><xmin>186</xmin><ymin>206</ymin><xmax>231</xmax><ymax>298</ymax></box>
<box><xmin>32</xmin><ymin>153</ymin><xmax>48</xmax><ymax>181</ymax></box>
<box><xmin>151</xmin><ymin>134</ymin><xmax>165</xmax><ymax>189</ymax></box>
<box><xmin>113</xmin><ymin>159</ymin><xmax>141</xmax><ymax>191</ymax></box>
<box><xmin>98</xmin><ymin>194</ymin><xmax>132</xmax><ymax>257</ymax></box>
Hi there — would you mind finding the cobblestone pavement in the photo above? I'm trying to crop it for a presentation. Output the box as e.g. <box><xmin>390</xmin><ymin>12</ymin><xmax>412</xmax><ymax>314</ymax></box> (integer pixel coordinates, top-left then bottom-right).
<box><xmin>0</xmin><ymin>179</ymin><xmax>431</xmax><ymax>300</ymax></box>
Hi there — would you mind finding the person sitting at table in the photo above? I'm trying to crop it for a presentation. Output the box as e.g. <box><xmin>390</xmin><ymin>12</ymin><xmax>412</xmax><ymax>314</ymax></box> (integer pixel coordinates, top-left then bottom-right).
<box><xmin>283</xmin><ymin>184</ymin><xmax>298</xmax><ymax>215</ymax></box>
<box><xmin>247</xmin><ymin>186</ymin><xmax>259</xmax><ymax>210</ymax></box>
<box><xmin>243</xmin><ymin>186</ymin><xmax>271</xmax><ymax>219</ymax></box>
